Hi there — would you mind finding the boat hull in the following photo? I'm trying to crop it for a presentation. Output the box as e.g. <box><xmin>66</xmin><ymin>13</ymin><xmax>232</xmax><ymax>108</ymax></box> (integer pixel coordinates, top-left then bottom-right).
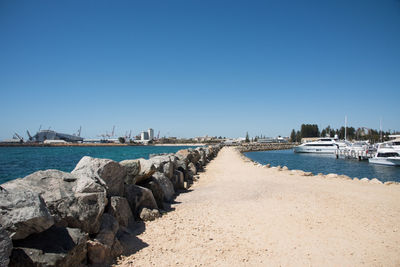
<box><xmin>293</xmin><ymin>146</ymin><xmax>337</xmax><ymax>154</ymax></box>
<box><xmin>369</xmin><ymin>157</ymin><xmax>400</xmax><ymax>166</ymax></box>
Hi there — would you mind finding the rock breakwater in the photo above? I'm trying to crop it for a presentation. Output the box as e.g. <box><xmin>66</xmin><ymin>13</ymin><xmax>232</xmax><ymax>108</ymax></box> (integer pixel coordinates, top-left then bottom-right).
<box><xmin>237</xmin><ymin>143</ymin><xmax>295</xmax><ymax>153</ymax></box>
<box><xmin>0</xmin><ymin>145</ymin><xmax>221</xmax><ymax>266</ymax></box>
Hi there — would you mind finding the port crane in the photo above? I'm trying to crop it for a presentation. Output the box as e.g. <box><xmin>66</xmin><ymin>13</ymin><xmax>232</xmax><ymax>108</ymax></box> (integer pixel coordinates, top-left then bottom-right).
<box><xmin>13</xmin><ymin>132</ymin><xmax>24</xmax><ymax>142</ymax></box>
<box><xmin>74</xmin><ymin>126</ymin><xmax>82</xmax><ymax>137</ymax></box>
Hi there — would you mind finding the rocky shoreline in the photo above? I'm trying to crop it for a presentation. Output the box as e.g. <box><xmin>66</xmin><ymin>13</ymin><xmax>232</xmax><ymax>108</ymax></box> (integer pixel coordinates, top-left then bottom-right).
<box><xmin>0</xmin><ymin>145</ymin><xmax>221</xmax><ymax>266</ymax></box>
<box><xmin>237</xmin><ymin>147</ymin><xmax>399</xmax><ymax>186</ymax></box>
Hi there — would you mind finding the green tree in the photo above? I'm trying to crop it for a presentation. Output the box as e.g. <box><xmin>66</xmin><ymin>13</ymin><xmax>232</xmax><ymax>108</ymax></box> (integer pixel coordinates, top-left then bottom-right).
<box><xmin>118</xmin><ymin>137</ymin><xmax>126</xmax><ymax>144</ymax></box>
<box><xmin>245</xmin><ymin>132</ymin><xmax>250</xmax><ymax>143</ymax></box>
<box><xmin>290</xmin><ymin>129</ymin><xmax>296</xmax><ymax>142</ymax></box>
<box><xmin>300</xmin><ymin>124</ymin><xmax>320</xmax><ymax>138</ymax></box>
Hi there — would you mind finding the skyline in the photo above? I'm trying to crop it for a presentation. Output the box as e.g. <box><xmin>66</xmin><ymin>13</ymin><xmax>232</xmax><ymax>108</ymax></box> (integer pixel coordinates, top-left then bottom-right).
<box><xmin>1</xmin><ymin>0</ymin><xmax>400</xmax><ymax>140</ymax></box>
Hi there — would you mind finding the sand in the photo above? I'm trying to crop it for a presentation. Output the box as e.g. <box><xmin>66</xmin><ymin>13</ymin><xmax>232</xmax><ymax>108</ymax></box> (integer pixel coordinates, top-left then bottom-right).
<box><xmin>116</xmin><ymin>147</ymin><xmax>400</xmax><ymax>267</ymax></box>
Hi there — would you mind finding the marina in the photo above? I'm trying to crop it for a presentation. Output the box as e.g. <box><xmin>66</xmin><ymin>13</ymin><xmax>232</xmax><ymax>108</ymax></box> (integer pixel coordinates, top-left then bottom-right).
<box><xmin>245</xmin><ymin>149</ymin><xmax>400</xmax><ymax>183</ymax></box>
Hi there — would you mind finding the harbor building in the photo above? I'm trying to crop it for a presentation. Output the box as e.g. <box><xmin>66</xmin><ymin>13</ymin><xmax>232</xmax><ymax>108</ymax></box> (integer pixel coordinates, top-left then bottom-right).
<box><xmin>141</xmin><ymin>131</ymin><xmax>149</xmax><ymax>141</ymax></box>
<box><xmin>31</xmin><ymin>130</ymin><xmax>83</xmax><ymax>143</ymax></box>
<box><xmin>148</xmin><ymin>128</ymin><xmax>154</xmax><ymax>140</ymax></box>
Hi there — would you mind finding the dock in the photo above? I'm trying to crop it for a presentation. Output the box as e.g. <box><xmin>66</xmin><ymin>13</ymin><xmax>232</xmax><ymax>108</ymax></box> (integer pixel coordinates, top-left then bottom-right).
<box><xmin>335</xmin><ymin>148</ymin><xmax>375</xmax><ymax>161</ymax></box>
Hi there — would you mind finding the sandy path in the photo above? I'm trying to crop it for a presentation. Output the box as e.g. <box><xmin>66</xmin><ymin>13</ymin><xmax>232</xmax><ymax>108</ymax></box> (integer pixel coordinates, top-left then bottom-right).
<box><xmin>117</xmin><ymin>147</ymin><xmax>400</xmax><ymax>267</ymax></box>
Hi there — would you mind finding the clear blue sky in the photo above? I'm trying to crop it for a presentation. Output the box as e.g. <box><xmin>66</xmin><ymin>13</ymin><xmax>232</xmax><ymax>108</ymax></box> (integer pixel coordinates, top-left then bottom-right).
<box><xmin>1</xmin><ymin>0</ymin><xmax>399</xmax><ymax>139</ymax></box>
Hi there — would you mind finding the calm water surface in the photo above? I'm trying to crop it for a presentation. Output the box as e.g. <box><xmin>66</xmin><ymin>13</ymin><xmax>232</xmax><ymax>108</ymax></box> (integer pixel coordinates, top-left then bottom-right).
<box><xmin>245</xmin><ymin>149</ymin><xmax>400</xmax><ymax>182</ymax></box>
<box><xmin>0</xmin><ymin>146</ymin><xmax>196</xmax><ymax>184</ymax></box>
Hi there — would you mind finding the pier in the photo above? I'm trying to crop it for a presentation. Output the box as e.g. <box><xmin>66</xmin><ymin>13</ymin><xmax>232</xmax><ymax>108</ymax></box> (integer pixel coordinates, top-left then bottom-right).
<box><xmin>335</xmin><ymin>148</ymin><xmax>375</xmax><ymax>161</ymax></box>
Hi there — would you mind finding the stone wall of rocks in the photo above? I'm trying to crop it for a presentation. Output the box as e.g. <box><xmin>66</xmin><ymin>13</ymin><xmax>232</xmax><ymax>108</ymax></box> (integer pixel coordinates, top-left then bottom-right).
<box><xmin>237</xmin><ymin>143</ymin><xmax>295</xmax><ymax>153</ymax></box>
<box><xmin>0</xmin><ymin>145</ymin><xmax>222</xmax><ymax>267</ymax></box>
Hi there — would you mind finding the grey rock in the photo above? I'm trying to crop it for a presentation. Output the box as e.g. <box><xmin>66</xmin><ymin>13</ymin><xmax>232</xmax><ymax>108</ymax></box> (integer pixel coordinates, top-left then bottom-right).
<box><xmin>176</xmin><ymin>149</ymin><xmax>192</xmax><ymax>162</ymax></box>
<box><xmin>163</xmin><ymin>161</ymin><xmax>174</xmax><ymax>180</ymax></box>
<box><xmin>188</xmin><ymin>162</ymin><xmax>197</xmax><ymax>175</ymax></box>
<box><xmin>139</xmin><ymin>178</ymin><xmax>165</xmax><ymax>209</ymax></box>
<box><xmin>9</xmin><ymin>226</ymin><xmax>88</xmax><ymax>267</ymax></box>
<box><xmin>96</xmin><ymin>214</ymin><xmax>119</xmax><ymax>247</ymax></box>
<box><xmin>87</xmin><ymin>238</ymin><xmax>123</xmax><ymax>266</ymax></box>
<box><xmin>0</xmin><ymin>187</ymin><xmax>54</xmax><ymax>240</ymax></box>
<box><xmin>3</xmin><ymin>169</ymin><xmax>107</xmax><ymax>234</ymax></box>
<box><xmin>139</xmin><ymin>208</ymin><xmax>161</xmax><ymax>221</ymax></box>
<box><xmin>171</xmin><ymin>170</ymin><xmax>185</xmax><ymax>190</ymax></box>
<box><xmin>124</xmin><ymin>185</ymin><xmax>158</xmax><ymax>216</ymax></box>
<box><xmin>134</xmin><ymin>158</ymin><xmax>156</xmax><ymax>184</ymax></box>
<box><xmin>88</xmin><ymin>213</ymin><xmax>123</xmax><ymax>265</ymax></box>
<box><xmin>72</xmin><ymin>156</ymin><xmax>126</xmax><ymax>197</ymax></box>
<box><xmin>370</xmin><ymin>178</ymin><xmax>383</xmax><ymax>185</ymax></box>
<box><xmin>0</xmin><ymin>226</ymin><xmax>12</xmax><ymax>267</ymax></box>
<box><xmin>107</xmin><ymin>197</ymin><xmax>134</xmax><ymax>228</ymax></box>
<box><xmin>119</xmin><ymin>159</ymin><xmax>141</xmax><ymax>184</ymax></box>
<box><xmin>152</xmin><ymin>172</ymin><xmax>175</xmax><ymax>202</ymax></box>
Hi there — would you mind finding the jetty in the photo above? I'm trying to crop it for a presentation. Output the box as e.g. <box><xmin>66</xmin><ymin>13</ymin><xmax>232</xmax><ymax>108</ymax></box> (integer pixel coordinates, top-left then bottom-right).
<box><xmin>335</xmin><ymin>148</ymin><xmax>375</xmax><ymax>161</ymax></box>
<box><xmin>117</xmin><ymin>147</ymin><xmax>400</xmax><ymax>266</ymax></box>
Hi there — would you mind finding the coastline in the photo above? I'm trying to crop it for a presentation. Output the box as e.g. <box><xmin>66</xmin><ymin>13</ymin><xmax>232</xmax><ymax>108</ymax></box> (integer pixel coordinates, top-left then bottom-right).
<box><xmin>243</xmin><ymin>148</ymin><xmax>400</xmax><ymax>184</ymax></box>
<box><xmin>0</xmin><ymin>143</ymin><xmax>206</xmax><ymax>147</ymax></box>
<box><xmin>117</xmin><ymin>146</ymin><xmax>400</xmax><ymax>266</ymax></box>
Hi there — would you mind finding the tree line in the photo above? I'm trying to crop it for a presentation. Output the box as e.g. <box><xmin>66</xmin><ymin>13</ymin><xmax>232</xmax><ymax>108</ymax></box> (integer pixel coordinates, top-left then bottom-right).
<box><xmin>290</xmin><ymin>124</ymin><xmax>396</xmax><ymax>143</ymax></box>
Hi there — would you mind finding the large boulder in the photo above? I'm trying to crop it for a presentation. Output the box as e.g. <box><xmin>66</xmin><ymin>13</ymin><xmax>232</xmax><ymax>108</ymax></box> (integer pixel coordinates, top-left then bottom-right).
<box><xmin>188</xmin><ymin>162</ymin><xmax>197</xmax><ymax>176</ymax></box>
<box><xmin>163</xmin><ymin>161</ymin><xmax>174</xmax><ymax>180</ymax></box>
<box><xmin>87</xmin><ymin>214</ymin><xmax>123</xmax><ymax>265</ymax></box>
<box><xmin>139</xmin><ymin>178</ymin><xmax>165</xmax><ymax>209</ymax></box>
<box><xmin>3</xmin><ymin>170</ymin><xmax>107</xmax><ymax>234</ymax></box>
<box><xmin>72</xmin><ymin>156</ymin><xmax>126</xmax><ymax>197</ymax></box>
<box><xmin>106</xmin><ymin>197</ymin><xmax>133</xmax><ymax>228</ymax></box>
<box><xmin>196</xmin><ymin>148</ymin><xmax>207</xmax><ymax>166</ymax></box>
<box><xmin>148</xmin><ymin>155</ymin><xmax>171</xmax><ymax>172</ymax></box>
<box><xmin>139</xmin><ymin>208</ymin><xmax>161</xmax><ymax>221</ymax></box>
<box><xmin>133</xmin><ymin>158</ymin><xmax>157</xmax><ymax>184</ymax></box>
<box><xmin>176</xmin><ymin>149</ymin><xmax>192</xmax><ymax>163</ymax></box>
<box><xmin>0</xmin><ymin>226</ymin><xmax>12</xmax><ymax>267</ymax></box>
<box><xmin>119</xmin><ymin>159</ymin><xmax>141</xmax><ymax>184</ymax></box>
<box><xmin>9</xmin><ymin>226</ymin><xmax>88</xmax><ymax>267</ymax></box>
<box><xmin>124</xmin><ymin>185</ymin><xmax>158</xmax><ymax>217</ymax></box>
<box><xmin>152</xmin><ymin>172</ymin><xmax>175</xmax><ymax>202</ymax></box>
<box><xmin>171</xmin><ymin>170</ymin><xmax>185</xmax><ymax>190</ymax></box>
<box><xmin>0</xmin><ymin>187</ymin><xmax>54</xmax><ymax>240</ymax></box>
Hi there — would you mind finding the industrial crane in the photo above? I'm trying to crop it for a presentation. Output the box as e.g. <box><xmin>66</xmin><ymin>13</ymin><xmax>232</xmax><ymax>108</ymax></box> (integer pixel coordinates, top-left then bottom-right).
<box><xmin>13</xmin><ymin>132</ymin><xmax>24</xmax><ymax>142</ymax></box>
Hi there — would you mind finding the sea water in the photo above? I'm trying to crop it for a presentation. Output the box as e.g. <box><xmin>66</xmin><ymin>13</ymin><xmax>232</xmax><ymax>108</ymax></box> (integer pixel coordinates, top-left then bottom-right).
<box><xmin>0</xmin><ymin>146</ymin><xmax>197</xmax><ymax>184</ymax></box>
<box><xmin>245</xmin><ymin>149</ymin><xmax>400</xmax><ymax>183</ymax></box>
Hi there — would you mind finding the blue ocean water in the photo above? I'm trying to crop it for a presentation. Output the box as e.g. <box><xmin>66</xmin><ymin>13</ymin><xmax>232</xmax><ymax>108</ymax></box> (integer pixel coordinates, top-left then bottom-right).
<box><xmin>0</xmin><ymin>146</ymin><xmax>196</xmax><ymax>184</ymax></box>
<box><xmin>245</xmin><ymin>149</ymin><xmax>400</xmax><ymax>183</ymax></box>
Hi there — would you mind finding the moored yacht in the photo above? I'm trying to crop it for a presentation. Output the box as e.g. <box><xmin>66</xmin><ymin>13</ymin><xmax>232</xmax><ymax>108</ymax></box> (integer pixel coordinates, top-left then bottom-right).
<box><xmin>294</xmin><ymin>137</ymin><xmax>340</xmax><ymax>154</ymax></box>
<box><xmin>384</xmin><ymin>138</ymin><xmax>400</xmax><ymax>153</ymax></box>
<box><xmin>368</xmin><ymin>144</ymin><xmax>400</xmax><ymax>166</ymax></box>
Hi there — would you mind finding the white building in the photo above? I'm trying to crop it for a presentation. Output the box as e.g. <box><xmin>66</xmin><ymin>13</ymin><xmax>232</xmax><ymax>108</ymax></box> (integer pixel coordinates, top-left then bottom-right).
<box><xmin>148</xmin><ymin>128</ymin><xmax>154</xmax><ymax>140</ymax></box>
<box><xmin>141</xmin><ymin>131</ymin><xmax>149</xmax><ymax>141</ymax></box>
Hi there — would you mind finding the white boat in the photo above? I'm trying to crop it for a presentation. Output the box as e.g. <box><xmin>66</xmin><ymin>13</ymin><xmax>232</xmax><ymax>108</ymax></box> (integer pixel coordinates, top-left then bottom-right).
<box><xmin>384</xmin><ymin>138</ymin><xmax>400</xmax><ymax>153</ymax></box>
<box><xmin>369</xmin><ymin>144</ymin><xmax>400</xmax><ymax>166</ymax></box>
<box><xmin>294</xmin><ymin>137</ymin><xmax>340</xmax><ymax>154</ymax></box>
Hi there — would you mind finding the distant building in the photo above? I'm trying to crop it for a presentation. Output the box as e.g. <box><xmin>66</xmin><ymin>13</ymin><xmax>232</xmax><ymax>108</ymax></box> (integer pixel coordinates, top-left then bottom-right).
<box><xmin>141</xmin><ymin>131</ymin><xmax>149</xmax><ymax>141</ymax></box>
<box><xmin>31</xmin><ymin>130</ymin><xmax>83</xmax><ymax>143</ymax></box>
<box><xmin>148</xmin><ymin>128</ymin><xmax>154</xmax><ymax>140</ymax></box>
